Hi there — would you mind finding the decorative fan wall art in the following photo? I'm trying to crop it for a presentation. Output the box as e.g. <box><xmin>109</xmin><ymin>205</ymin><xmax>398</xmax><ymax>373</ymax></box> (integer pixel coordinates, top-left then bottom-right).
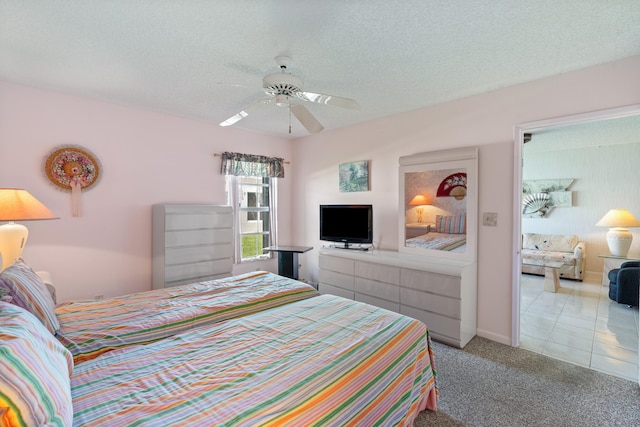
<box><xmin>522</xmin><ymin>179</ymin><xmax>574</xmax><ymax>218</ymax></box>
<box><xmin>522</xmin><ymin>193</ymin><xmax>551</xmax><ymax>216</ymax></box>
<box><xmin>44</xmin><ymin>145</ymin><xmax>102</xmax><ymax>217</ymax></box>
<box><xmin>436</xmin><ymin>173</ymin><xmax>467</xmax><ymax>200</ymax></box>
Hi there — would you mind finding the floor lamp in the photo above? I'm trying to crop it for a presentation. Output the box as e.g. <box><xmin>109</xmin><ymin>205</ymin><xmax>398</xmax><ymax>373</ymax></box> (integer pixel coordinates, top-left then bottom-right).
<box><xmin>0</xmin><ymin>189</ymin><xmax>58</xmax><ymax>270</ymax></box>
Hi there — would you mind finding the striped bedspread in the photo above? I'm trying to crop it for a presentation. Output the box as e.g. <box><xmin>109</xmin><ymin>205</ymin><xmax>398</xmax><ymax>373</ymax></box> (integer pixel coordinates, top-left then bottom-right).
<box><xmin>55</xmin><ymin>271</ymin><xmax>318</xmax><ymax>363</ymax></box>
<box><xmin>406</xmin><ymin>232</ymin><xmax>467</xmax><ymax>251</ymax></box>
<box><xmin>71</xmin><ymin>294</ymin><xmax>438</xmax><ymax>426</ymax></box>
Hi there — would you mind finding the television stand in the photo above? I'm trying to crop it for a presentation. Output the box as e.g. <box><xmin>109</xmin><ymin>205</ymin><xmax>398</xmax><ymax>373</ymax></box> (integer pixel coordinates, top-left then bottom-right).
<box><xmin>334</xmin><ymin>243</ymin><xmax>370</xmax><ymax>251</ymax></box>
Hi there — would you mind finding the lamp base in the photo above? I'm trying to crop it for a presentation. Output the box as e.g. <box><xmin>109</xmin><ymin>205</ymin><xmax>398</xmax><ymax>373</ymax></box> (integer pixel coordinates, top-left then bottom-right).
<box><xmin>606</xmin><ymin>227</ymin><xmax>632</xmax><ymax>257</ymax></box>
<box><xmin>0</xmin><ymin>222</ymin><xmax>29</xmax><ymax>270</ymax></box>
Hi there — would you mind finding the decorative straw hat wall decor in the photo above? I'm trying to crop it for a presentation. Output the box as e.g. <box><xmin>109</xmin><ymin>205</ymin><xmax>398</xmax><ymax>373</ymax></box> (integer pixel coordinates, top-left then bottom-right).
<box><xmin>44</xmin><ymin>145</ymin><xmax>102</xmax><ymax>217</ymax></box>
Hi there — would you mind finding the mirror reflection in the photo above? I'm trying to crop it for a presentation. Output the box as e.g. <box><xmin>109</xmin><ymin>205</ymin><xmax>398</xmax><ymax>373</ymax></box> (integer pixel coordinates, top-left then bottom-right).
<box><xmin>404</xmin><ymin>167</ymin><xmax>467</xmax><ymax>253</ymax></box>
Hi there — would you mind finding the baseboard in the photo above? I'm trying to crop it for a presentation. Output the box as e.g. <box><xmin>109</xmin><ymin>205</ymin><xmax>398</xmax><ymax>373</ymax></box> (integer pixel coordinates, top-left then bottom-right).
<box><xmin>476</xmin><ymin>329</ymin><xmax>512</xmax><ymax>346</ymax></box>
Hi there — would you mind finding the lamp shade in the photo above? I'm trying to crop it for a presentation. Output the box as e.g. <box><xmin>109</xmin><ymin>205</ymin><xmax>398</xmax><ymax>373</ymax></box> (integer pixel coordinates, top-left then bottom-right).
<box><xmin>595</xmin><ymin>209</ymin><xmax>640</xmax><ymax>257</ymax></box>
<box><xmin>0</xmin><ymin>189</ymin><xmax>58</xmax><ymax>221</ymax></box>
<box><xmin>595</xmin><ymin>209</ymin><xmax>640</xmax><ymax>228</ymax></box>
<box><xmin>0</xmin><ymin>189</ymin><xmax>58</xmax><ymax>270</ymax></box>
<box><xmin>409</xmin><ymin>194</ymin><xmax>431</xmax><ymax>206</ymax></box>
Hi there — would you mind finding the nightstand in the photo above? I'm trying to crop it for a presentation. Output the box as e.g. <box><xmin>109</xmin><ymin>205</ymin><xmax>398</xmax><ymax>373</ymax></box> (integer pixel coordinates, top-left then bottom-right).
<box><xmin>405</xmin><ymin>223</ymin><xmax>434</xmax><ymax>238</ymax></box>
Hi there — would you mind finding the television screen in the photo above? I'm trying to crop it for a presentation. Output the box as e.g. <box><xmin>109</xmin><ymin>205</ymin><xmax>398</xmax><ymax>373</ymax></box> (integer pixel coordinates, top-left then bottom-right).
<box><xmin>319</xmin><ymin>204</ymin><xmax>373</xmax><ymax>248</ymax></box>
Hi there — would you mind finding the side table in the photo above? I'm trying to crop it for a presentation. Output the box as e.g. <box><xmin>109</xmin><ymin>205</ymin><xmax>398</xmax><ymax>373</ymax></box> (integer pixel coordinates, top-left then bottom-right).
<box><xmin>405</xmin><ymin>223</ymin><xmax>434</xmax><ymax>239</ymax></box>
<box><xmin>599</xmin><ymin>254</ymin><xmax>640</xmax><ymax>286</ymax></box>
<box><xmin>263</xmin><ymin>246</ymin><xmax>313</xmax><ymax>280</ymax></box>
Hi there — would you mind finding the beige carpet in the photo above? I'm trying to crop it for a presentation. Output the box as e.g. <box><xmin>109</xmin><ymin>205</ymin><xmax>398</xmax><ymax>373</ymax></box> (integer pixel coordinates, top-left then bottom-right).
<box><xmin>413</xmin><ymin>337</ymin><xmax>640</xmax><ymax>426</ymax></box>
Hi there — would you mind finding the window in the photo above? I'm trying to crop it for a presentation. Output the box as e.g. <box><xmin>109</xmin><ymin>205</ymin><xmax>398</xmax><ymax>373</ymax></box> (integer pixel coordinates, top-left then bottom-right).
<box><xmin>220</xmin><ymin>151</ymin><xmax>284</xmax><ymax>263</ymax></box>
<box><xmin>226</xmin><ymin>175</ymin><xmax>277</xmax><ymax>262</ymax></box>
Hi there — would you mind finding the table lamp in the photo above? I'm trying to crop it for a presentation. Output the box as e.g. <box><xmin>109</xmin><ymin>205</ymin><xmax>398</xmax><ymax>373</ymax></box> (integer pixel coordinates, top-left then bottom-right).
<box><xmin>409</xmin><ymin>194</ymin><xmax>431</xmax><ymax>223</ymax></box>
<box><xmin>595</xmin><ymin>209</ymin><xmax>640</xmax><ymax>257</ymax></box>
<box><xmin>0</xmin><ymin>189</ymin><xmax>58</xmax><ymax>270</ymax></box>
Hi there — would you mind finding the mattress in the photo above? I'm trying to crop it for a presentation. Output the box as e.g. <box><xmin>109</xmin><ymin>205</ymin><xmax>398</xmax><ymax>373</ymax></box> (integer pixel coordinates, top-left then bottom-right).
<box><xmin>55</xmin><ymin>271</ymin><xmax>318</xmax><ymax>363</ymax></box>
<box><xmin>71</xmin><ymin>294</ymin><xmax>438</xmax><ymax>426</ymax></box>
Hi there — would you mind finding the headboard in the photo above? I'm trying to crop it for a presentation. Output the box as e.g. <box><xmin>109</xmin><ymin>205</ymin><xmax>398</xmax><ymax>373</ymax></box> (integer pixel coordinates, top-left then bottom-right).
<box><xmin>152</xmin><ymin>204</ymin><xmax>233</xmax><ymax>289</ymax></box>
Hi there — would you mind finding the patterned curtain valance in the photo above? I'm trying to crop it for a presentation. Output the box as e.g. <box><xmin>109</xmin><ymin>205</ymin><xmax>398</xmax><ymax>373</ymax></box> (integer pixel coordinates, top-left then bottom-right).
<box><xmin>220</xmin><ymin>152</ymin><xmax>285</xmax><ymax>178</ymax></box>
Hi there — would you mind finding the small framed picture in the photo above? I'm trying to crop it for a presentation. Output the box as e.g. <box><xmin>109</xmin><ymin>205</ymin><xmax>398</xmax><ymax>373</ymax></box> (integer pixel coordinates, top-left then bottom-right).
<box><xmin>339</xmin><ymin>161</ymin><xmax>369</xmax><ymax>192</ymax></box>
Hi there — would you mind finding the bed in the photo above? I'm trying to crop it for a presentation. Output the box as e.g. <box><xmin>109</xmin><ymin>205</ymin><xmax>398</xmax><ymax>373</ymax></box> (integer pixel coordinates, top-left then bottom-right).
<box><xmin>54</xmin><ymin>270</ymin><xmax>318</xmax><ymax>363</ymax></box>
<box><xmin>405</xmin><ymin>231</ymin><xmax>466</xmax><ymax>251</ymax></box>
<box><xmin>0</xmin><ymin>260</ymin><xmax>438</xmax><ymax>426</ymax></box>
<box><xmin>405</xmin><ymin>214</ymin><xmax>467</xmax><ymax>252</ymax></box>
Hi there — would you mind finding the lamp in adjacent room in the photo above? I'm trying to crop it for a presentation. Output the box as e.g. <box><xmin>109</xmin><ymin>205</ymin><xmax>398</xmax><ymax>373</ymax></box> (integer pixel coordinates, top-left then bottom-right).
<box><xmin>408</xmin><ymin>194</ymin><xmax>431</xmax><ymax>223</ymax></box>
<box><xmin>0</xmin><ymin>189</ymin><xmax>58</xmax><ymax>270</ymax></box>
<box><xmin>595</xmin><ymin>209</ymin><xmax>640</xmax><ymax>257</ymax></box>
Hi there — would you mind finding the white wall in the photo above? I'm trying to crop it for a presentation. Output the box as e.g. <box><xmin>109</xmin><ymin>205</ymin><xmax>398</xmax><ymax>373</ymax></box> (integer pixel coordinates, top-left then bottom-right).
<box><xmin>292</xmin><ymin>55</ymin><xmax>640</xmax><ymax>345</ymax></box>
<box><xmin>0</xmin><ymin>82</ymin><xmax>292</xmax><ymax>301</ymax></box>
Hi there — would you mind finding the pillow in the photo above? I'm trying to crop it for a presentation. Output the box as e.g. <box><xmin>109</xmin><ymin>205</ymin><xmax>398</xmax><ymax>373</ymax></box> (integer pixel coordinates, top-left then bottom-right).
<box><xmin>0</xmin><ymin>301</ymin><xmax>73</xmax><ymax>427</ymax></box>
<box><xmin>435</xmin><ymin>215</ymin><xmax>466</xmax><ymax>234</ymax></box>
<box><xmin>0</xmin><ymin>260</ymin><xmax>60</xmax><ymax>333</ymax></box>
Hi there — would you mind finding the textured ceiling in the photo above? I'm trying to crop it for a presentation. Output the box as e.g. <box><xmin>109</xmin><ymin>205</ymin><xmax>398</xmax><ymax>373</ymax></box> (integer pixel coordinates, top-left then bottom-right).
<box><xmin>2</xmin><ymin>1</ymin><xmax>640</xmax><ymax>139</ymax></box>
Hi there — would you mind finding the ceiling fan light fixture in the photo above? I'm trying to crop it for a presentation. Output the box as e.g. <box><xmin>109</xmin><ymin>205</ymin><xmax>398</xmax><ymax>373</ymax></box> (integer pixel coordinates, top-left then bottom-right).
<box><xmin>263</xmin><ymin>72</ymin><xmax>303</xmax><ymax>95</ymax></box>
<box><xmin>275</xmin><ymin>94</ymin><xmax>290</xmax><ymax>107</ymax></box>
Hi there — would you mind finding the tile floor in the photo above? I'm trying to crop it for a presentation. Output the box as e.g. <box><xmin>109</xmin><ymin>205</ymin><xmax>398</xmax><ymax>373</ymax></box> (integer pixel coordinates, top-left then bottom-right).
<box><xmin>519</xmin><ymin>273</ymin><xmax>639</xmax><ymax>382</ymax></box>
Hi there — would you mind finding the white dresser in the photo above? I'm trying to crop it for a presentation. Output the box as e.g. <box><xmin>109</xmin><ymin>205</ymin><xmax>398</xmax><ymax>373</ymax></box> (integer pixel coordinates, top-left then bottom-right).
<box><xmin>318</xmin><ymin>248</ymin><xmax>477</xmax><ymax>348</ymax></box>
<box><xmin>152</xmin><ymin>204</ymin><xmax>233</xmax><ymax>289</ymax></box>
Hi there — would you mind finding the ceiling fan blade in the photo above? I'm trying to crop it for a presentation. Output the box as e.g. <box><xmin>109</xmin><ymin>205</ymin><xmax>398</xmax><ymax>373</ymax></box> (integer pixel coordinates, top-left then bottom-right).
<box><xmin>217</xmin><ymin>82</ymin><xmax>251</xmax><ymax>89</ymax></box>
<box><xmin>291</xmin><ymin>104</ymin><xmax>324</xmax><ymax>134</ymax></box>
<box><xmin>295</xmin><ymin>91</ymin><xmax>360</xmax><ymax>110</ymax></box>
<box><xmin>219</xmin><ymin>99</ymin><xmax>271</xmax><ymax>127</ymax></box>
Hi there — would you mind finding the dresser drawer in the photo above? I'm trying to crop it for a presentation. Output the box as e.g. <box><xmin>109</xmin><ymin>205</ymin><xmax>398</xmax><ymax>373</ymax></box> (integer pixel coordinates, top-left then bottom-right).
<box><xmin>355</xmin><ymin>277</ymin><xmax>400</xmax><ymax>302</ymax></box>
<box><xmin>400</xmin><ymin>305</ymin><xmax>461</xmax><ymax>345</ymax></box>
<box><xmin>355</xmin><ymin>261</ymin><xmax>400</xmax><ymax>285</ymax></box>
<box><xmin>319</xmin><ymin>269</ymin><xmax>354</xmax><ymax>291</ymax></box>
<box><xmin>319</xmin><ymin>254</ymin><xmax>355</xmax><ymax>275</ymax></box>
<box><xmin>356</xmin><ymin>293</ymin><xmax>400</xmax><ymax>313</ymax></box>
<box><xmin>400</xmin><ymin>287</ymin><xmax>460</xmax><ymax>318</ymax></box>
<box><xmin>319</xmin><ymin>283</ymin><xmax>354</xmax><ymax>300</ymax></box>
<box><xmin>401</xmin><ymin>268</ymin><xmax>461</xmax><ymax>298</ymax></box>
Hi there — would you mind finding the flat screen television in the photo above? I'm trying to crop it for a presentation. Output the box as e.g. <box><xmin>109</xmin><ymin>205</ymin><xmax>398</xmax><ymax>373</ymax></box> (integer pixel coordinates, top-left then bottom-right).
<box><xmin>319</xmin><ymin>204</ymin><xmax>373</xmax><ymax>249</ymax></box>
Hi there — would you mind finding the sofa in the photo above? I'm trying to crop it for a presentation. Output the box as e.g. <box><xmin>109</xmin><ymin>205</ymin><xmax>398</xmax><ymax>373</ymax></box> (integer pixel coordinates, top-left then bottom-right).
<box><xmin>521</xmin><ymin>233</ymin><xmax>586</xmax><ymax>281</ymax></box>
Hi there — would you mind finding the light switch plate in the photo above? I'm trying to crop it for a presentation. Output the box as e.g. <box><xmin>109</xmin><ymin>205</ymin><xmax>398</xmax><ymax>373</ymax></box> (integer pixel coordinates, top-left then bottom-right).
<box><xmin>482</xmin><ymin>212</ymin><xmax>498</xmax><ymax>226</ymax></box>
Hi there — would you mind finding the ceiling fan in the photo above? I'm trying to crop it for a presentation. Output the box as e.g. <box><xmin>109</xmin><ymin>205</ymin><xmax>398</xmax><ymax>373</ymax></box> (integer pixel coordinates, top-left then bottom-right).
<box><xmin>219</xmin><ymin>56</ymin><xmax>360</xmax><ymax>134</ymax></box>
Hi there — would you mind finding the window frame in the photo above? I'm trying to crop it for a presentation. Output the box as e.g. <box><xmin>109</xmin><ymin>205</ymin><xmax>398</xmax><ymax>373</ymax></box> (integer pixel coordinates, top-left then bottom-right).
<box><xmin>226</xmin><ymin>175</ymin><xmax>277</xmax><ymax>263</ymax></box>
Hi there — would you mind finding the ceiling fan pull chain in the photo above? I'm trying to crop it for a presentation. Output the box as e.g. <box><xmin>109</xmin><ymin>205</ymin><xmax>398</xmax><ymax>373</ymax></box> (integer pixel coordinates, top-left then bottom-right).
<box><xmin>288</xmin><ymin>103</ymin><xmax>292</xmax><ymax>134</ymax></box>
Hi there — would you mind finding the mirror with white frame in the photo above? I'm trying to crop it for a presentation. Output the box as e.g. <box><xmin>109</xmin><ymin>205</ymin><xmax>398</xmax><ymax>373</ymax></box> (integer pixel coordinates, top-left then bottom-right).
<box><xmin>398</xmin><ymin>147</ymin><xmax>478</xmax><ymax>262</ymax></box>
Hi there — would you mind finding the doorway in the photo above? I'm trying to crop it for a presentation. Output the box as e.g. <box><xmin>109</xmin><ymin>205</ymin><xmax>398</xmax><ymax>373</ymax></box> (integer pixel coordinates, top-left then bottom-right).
<box><xmin>512</xmin><ymin>104</ymin><xmax>640</xmax><ymax>381</ymax></box>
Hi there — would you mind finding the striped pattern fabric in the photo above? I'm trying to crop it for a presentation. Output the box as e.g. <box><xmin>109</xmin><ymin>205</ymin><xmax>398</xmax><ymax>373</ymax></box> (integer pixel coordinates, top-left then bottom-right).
<box><xmin>0</xmin><ymin>302</ymin><xmax>73</xmax><ymax>427</ymax></box>
<box><xmin>71</xmin><ymin>294</ymin><xmax>437</xmax><ymax>426</ymax></box>
<box><xmin>55</xmin><ymin>271</ymin><xmax>318</xmax><ymax>363</ymax></box>
<box><xmin>0</xmin><ymin>260</ymin><xmax>60</xmax><ymax>333</ymax></box>
<box><xmin>435</xmin><ymin>214</ymin><xmax>466</xmax><ymax>234</ymax></box>
<box><xmin>406</xmin><ymin>232</ymin><xmax>467</xmax><ymax>251</ymax></box>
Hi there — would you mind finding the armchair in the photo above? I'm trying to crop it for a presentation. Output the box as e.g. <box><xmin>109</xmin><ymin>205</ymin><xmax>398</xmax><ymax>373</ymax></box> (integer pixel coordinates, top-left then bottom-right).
<box><xmin>608</xmin><ymin>261</ymin><xmax>640</xmax><ymax>306</ymax></box>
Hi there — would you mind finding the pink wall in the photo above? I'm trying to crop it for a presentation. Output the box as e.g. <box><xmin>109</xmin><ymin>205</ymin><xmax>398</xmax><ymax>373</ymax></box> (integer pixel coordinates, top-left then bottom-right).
<box><xmin>292</xmin><ymin>55</ymin><xmax>640</xmax><ymax>344</ymax></box>
<box><xmin>1</xmin><ymin>54</ymin><xmax>639</xmax><ymax>345</ymax></box>
<box><xmin>0</xmin><ymin>82</ymin><xmax>293</xmax><ymax>301</ymax></box>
